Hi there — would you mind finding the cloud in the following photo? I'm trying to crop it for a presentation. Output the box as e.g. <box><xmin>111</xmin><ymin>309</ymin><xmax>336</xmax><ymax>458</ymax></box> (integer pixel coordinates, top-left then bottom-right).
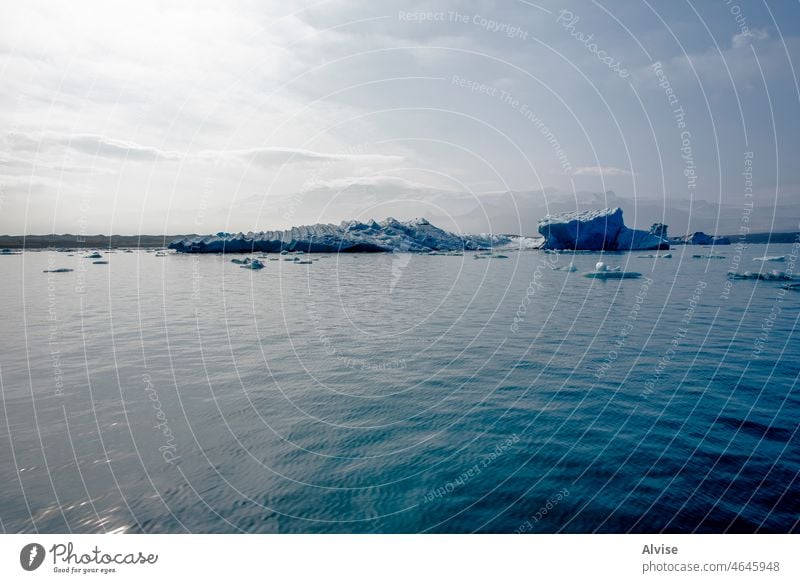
<box><xmin>5</xmin><ymin>132</ymin><xmax>403</xmax><ymax>168</ymax></box>
<box><xmin>69</xmin><ymin>134</ymin><xmax>184</xmax><ymax>161</ymax></box>
<box><xmin>306</xmin><ymin>175</ymin><xmax>441</xmax><ymax>191</ymax></box>
<box><xmin>573</xmin><ymin>166</ymin><xmax>635</xmax><ymax>177</ymax></box>
<box><xmin>732</xmin><ymin>27</ymin><xmax>769</xmax><ymax>49</ymax></box>
<box><xmin>6</xmin><ymin>131</ymin><xmax>183</xmax><ymax>161</ymax></box>
<box><xmin>199</xmin><ymin>147</ymin><xmax>403</xmax><ymax>168</ymax></box>
<box><xmin>0</xmin><ymin>154</ymin><xmax>112</xmax><ymax>175</ymax></box>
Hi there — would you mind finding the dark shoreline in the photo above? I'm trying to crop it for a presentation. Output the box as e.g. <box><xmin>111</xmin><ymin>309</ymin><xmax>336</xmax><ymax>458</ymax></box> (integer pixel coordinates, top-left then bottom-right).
<box><xmin>0</xmin><ymin>231</ymin><xmax>797</xmax><ymax>250</ymax></box>
<box><xmin>0</xmin><ymin>234</ymin><xmax>192</xmax><ymax>249</ymax></box>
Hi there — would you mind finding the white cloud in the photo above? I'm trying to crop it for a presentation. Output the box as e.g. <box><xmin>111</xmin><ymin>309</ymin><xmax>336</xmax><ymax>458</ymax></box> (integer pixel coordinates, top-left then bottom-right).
<box><xmin>573</xmin><ymin>166</ymin><xmax>634</xmax><ymax>177</ymax></box>
<box><xmin>5</xmin><ymin>131</ymin><xmax>402</xmax><ymax>168</ymax></box>
<box><xmin>6</xmin><ymin>131</ymin><xmax>184</xmax><ymax>161</ymax></box>
<box><xmin>306</xmin><ymin>175</ymin><xmax>441</xmax><ymax>191</ymax></box>
<box><xmin>199</xmin><ymin>147</ymin><xmax>403</xmax><ymax>168</ymax></box>
<box><xmin>0</xmin><ymin>153</ymin><xmax>111</xmax><ymax>175</ymax></box>
<box><xmin>732</xmin><ymin>27</ymin><xmax>770</xmax><ymax>49</ymax></box>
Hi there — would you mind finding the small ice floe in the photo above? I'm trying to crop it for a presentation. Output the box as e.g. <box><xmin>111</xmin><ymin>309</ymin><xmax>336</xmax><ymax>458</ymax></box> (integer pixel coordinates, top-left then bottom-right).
<box><xmin>155</xmin><ymin>251</ymin><xmax>167</xmax><ymax>257</ymax></box>
<box><xmin>493</xmin><ymin>254</ymin><xmax>509</xmax><ymax>259</ymax></box>
<box><xmin>693</xmin><ymin>254</ymin><xmax>726</xmax><ymax>259</ymax></box>
<box><xmin>92</xmin><ymin>260</ymin><xmax>109</xmax><ymax>264</ymax></box>
<box><xmin>295</xmin><ymin>260</ymin><xmax>313</xmax><ymax>265</ymax></box>
<box><xmin>584</xmin><ymin>261</ymin><xmax>642</xmax><ymax>279</ymax></box>
<box><xmin>638</xmin><ymin>253</ymin><xmax>671</xmax><ymax>258</ymax></box>
<box><xmin>1</xmin><ymin>248</ymin><xmax>21</xmax><ymax>255</ymax></box>
<box><xmin>240</xmin><ymin>259</ymin><xmax>265</xmax><ymax>270</ymax></box>
<box><xmin>239</xmin><ymin>259</ymin><xmax>264</xmax><ymax>269</ymax></box>
<box><xmin>86</xmin><ymin>252</ymin><xmax>102</xmax><ymax>259</ymax></box>
<box><xmin>753</xmin><ymin>256</ymin><xmax>786</xmax><ymax>262</ymax></box>
<box><xmin>231</xmin><ymin>257</ymin><xmax>250</xmax><ymax>265</ymax></box>
<box><xmin>782</xmin><ymin>282</ymin><xmax>800</xmax><ymax>291</ymax></box>
<box><xmin>727</xmin><ymin>270</ymin><xmax>794</xmax><ymax>281</ymax></box>
<box><xmin>43</xmin><ymin>268</ymin><xmax>74</xmax><ymax>273</ymax></box>
<box><xmin>551</xmin><ymin>262</ymin><xmax>578</xmax><ymax>272</ymax></box>
<box><xmin>280</xmin><ymin>250</ymin><xmax>289</xmax><ymax>255</ymax></box>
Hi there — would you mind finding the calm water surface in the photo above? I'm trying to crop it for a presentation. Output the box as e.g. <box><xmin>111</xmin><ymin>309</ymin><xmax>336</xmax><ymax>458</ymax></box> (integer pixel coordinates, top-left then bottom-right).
<box><xmin>0</xmin><ymin>244</ymin><xmax>798</xmax><ymax>533</ymax></box>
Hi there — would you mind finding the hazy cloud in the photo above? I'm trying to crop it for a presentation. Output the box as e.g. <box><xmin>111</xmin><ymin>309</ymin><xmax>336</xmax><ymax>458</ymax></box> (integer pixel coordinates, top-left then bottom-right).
<box><xmin>307</xmin><ymin>175</ymin><xmax>443</xmax><ymax>192</ymax></box>
<box><xmin>200</xmin><ymin>147</ymin><xmax>404</xmax><ymax>168</ymax></box>
<box><xmin>6</xmin><ymin>131</ymin><xmax>184</xmax><ymax>161</ymax></box>
<box><xmin>732</xmin><ymin>27</ymin><xmax>770</xmax><ymax>49</ymax></box>
<box><xmin>573</xmin><ymin>166</ymin><xmax>634</xmax><ymax>177</ymax></box>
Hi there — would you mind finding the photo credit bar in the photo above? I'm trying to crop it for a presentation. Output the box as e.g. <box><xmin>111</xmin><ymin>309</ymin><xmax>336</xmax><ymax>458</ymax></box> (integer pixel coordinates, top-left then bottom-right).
<box><xmin>0</xmin><ymin>534</ymin><xmax>795</xmax><ymax>582</ymax></box>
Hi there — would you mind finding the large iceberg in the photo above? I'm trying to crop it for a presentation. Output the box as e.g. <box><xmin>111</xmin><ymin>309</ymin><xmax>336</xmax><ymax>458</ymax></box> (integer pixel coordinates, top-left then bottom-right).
<box><xmin>537</xmin><ymin>208</ymin><xmax>669</xmax><ymax>251</ymax></box>
<box><xmin>169</xmin><ymin>218</ymin><xmax>539</xmax><ymax>254</ymax></box>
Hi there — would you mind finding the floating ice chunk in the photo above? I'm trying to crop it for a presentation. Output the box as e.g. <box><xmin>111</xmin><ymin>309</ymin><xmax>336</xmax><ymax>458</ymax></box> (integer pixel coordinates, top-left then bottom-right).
<box><xmin>585</xmin><ymin>270</ymin><xmax>642</xmax><ymax>279</ymax></box>
<box><xmin>727</xmin><ymin>270</ymin><xmax>795</xmax><ymax>281</ymax></box>
<box><xmin>753</xmin><ymin>256</ymin><xmax>786</xmax><ymax>262</ymax></box>
<box><xmin>586</xmin><ymin>261</ymin><xmax>640</xmax><ymax>278</ymax></box>
<box><xmin>672</xmin><ymin>232</ymin><xmax>731</xmax><ymax>245</ymax></box>
<box><xmin>240</xmin><ymin>259</ymin><xmax>265</xmax><ymax>270</ymax></box>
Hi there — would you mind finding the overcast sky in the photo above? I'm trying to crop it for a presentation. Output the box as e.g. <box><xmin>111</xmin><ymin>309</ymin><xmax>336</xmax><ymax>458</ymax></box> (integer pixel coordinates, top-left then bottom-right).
<box><xmin>1</xmin><ymin>0</ymin><xmax>799</xmax><ymax>235</ymax></box>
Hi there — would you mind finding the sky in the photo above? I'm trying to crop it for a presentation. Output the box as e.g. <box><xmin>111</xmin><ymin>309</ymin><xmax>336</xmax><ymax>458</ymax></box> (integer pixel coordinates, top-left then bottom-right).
<box><xmin>1</xmin><ymin>0</ymin><xmax>799</xmax><ymax>236</ymax></box>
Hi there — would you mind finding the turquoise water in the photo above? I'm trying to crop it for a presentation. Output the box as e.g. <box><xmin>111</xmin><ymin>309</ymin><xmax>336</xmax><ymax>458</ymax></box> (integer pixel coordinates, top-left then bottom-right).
<box><xmin>0</xmin><ymin>243</ymin><xmax>797</xmax><ymax>533</ymax></box>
